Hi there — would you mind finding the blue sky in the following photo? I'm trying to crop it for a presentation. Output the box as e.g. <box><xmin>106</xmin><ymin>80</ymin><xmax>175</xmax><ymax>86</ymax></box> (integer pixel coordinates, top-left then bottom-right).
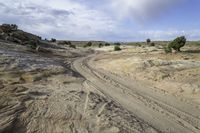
<box><xmin>0</xmin><ymin>0</ymin><xmax>199</xmax><ymax>41</ymax></box>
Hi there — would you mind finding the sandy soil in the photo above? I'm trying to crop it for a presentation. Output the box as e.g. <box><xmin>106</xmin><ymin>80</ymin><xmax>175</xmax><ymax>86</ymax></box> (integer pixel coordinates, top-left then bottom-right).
<box><xmin>94</xmin><ymin>45</ymin><xmax>200</xmax><ymax>104</ymax></box>
<box><xmin>1</xmin><ymin>40</ymin><xmax>200</xmax><ymax>133</ymax></box>
<box><xmin>73</xmin><ymin>52</ymin><xmax>200</xmax><ymax>133</ymax></box>
<box><xmin>1</xmin><ymin>41</ymin><xmax>159</xmax><ymax>133</ymax></box>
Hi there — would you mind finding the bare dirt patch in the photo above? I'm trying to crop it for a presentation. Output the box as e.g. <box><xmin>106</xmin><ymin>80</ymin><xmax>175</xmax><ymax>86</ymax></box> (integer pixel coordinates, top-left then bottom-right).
<box><xmin>93</xmin><ymin>45</ymin><xmax>200</xmax><ymax>104</ymax></box>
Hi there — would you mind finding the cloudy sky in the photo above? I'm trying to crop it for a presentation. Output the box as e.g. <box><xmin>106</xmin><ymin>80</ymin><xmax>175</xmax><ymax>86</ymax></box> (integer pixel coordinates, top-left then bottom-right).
<box><xmin>0</xmin><ymin>0</ymin><xmax>199</xmax><ymax>41</ymax></box>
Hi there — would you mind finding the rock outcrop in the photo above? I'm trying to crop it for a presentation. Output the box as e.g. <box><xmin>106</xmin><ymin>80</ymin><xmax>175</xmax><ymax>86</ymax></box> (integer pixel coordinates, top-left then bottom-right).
<box><xmin>0</xmin><ymin>24</ymin><xmax>41</xmax><ymax>48</ymax></box>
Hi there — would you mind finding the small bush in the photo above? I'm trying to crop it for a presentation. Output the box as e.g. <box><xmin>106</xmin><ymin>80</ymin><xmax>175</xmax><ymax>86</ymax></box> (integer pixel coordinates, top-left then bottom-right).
<box><xmin>51</xmin><ymin>38</ymin><xmax>56</xmax><ymax>42</ymax></box>
<box><xmin>87</xmin><ymin>41</ymin><xmax>92</xmax><ymax>46</ymax></box>
<box><xmin>58</xmin><ymin>41</ymin><xmax>71</xmax><ymax>45</ymax></box>
<box><xmin>135</xmin><ymin>43</ymin><xmax>142</xmax><ymax>47</ymax></box>
<box><xmin>28</xmin><ymin>40</ymin><xmax>38</xmax><ymax>49</ymax></box>
<box><xmin>11</xmin><ymin>24</ymin><xmax>18</xmax><ymax>30</ymax></box>
<box><xmin>105</xmin><ymin>43</ymin><xmax>110</xmax><ymax>46</ymax></box>
<box><xmin>37</xmin><ymin>36</ymin><xmax>42</xmax><ymax>40</ymax></box>
<box><xmin>69</xmin><ymin>44</ymin><xmax>76</xmax><ymax>49</ymax></box>
<box><xmin>114</xmin><ymin>45</ymin><xmax>121</xmax><ymax>51</ymax></box>
<box><xmin>114</xmin><ymin>42</ymin><xmax>121</xmax><ymax>46</ymax></box>
<box><xmin>66</xmin><ymin>41</ymin><xmax>71</xmax><ymax>45</ymax></box>
<box><xmin>164</xmin><ymin>46</ymin><xmax>172</xmax><ymax>53</ymax></box>
<box><xmin>99</xmin><ymin>43</ymin><xmax>103</xmax><ymax>48</ymax></box>
<box><xmin>150</xmin><ymin>42</ymin><xmax>155</xmax><ymax>46</ymax></box>
<box><xmin>168</xmin><ymin>36</ymin><xmax>186</xmax><ymax>52</ymax></box>
<box><xmin>84</xmin><ymin>41</ymin><xmax>92</xmax><ymax>47</ymax></box>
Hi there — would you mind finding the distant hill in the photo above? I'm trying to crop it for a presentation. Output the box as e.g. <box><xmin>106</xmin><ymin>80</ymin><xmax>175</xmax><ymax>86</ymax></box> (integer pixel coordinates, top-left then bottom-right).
<box><xmin>57</xmin><ymin>40</ymin><xmax>107</xmax><ymax>47</ymax></box>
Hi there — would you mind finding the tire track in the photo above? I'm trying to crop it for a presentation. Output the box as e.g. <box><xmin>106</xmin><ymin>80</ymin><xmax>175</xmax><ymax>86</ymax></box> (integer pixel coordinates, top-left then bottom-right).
<box><xmin>88</xmin><ymin>55</ymin><xmax>200</xmax><ymax>131</ymax></box>
<box><xmin>73</xmin><ymin>54</ymin><xmax>200</xmax><ymax>133</ymax></box>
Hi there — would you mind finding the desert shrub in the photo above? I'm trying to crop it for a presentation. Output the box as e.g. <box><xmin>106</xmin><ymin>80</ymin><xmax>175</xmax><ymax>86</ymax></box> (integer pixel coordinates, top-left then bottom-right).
<box><xmin>84</xmin><ymin>41</ymin><xmax>92</xmax><ymax>47</ymax></box>
<box><xmin>69</xmin><ymin>44</ymin><xmax>76</xmax><ymax>49</ymax></box>
<box><xmin>37</xmin><ymin>36</ymin><xmax>42</xmax><ymax>40</ymax></box>
<box><xmin>168</xmin><ymin>36</ymin><xmax>186</xmax><ymax>52</ymax></box>
<box><xmin>114</xmin><ymin>45</ymin><xmax>121</xmax><ymax>51</ymax></box>
<box><xmin>10</xmin><ymin>24</ymin><xmax>18</xmax><ymax>30</ymax></box>
<box><xmin>150</xmin><ymin>42</ymin><xmax>155</xmax><ymax>46</ymax></box>
<box><xmin>135</xmin><ymin>43</ymin><xmax>142</xmax><ymax>47</ymax></box>
<box><xmin>66</xmin><ymin>41</ymin><xmax>71</xmax><ymax>45</ymax></box>
<box><xmin>29</xmin><ymin>40</ymin><xmax>38</xmax><ymax>49</ymax></box>
<box><xmin>99</xmin><ymin>43</ymin><xmax>103</xmax><ymax>48</ymax></box>
<box><xmin>63</xmin><ymin>41</ymin><xmax>67</xmax><ymax>44</ymax></box>
<box><xmin>114</xmin><ymin>42</ymin><xmax>121</xmax><ymax>46</ymax></box>
<box><xmin>51</xmin><ymin>38</ymin><xmax>56</xmax><ymax>42</ymax></box>
<box><xmin>87</xmin><ymin>41</ymin><xmax>92</xmax><ymax>46</ymax></box>
<box><xmin>146</xmin><ymin>38</ymin><xmax>151</xmax><ymax>44</ymax></box>
<box><xmin>105</xmin><ymin>43</ymin><xmax>110</xmax><ymax>46</ymax></box>
<box><xmin>58</xmin><ymin>41</ymin><xmax>71</xmax><ymax>45</ymax></box>
<box><xmin>164</xmin><ymin>46</ymin><xmax>172</xmax><ymax>53</ymax></box>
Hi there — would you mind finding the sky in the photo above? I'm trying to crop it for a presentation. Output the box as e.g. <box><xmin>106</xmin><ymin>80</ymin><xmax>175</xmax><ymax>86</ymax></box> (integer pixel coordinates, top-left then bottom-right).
<box><xmin>0</xmin><ymin>0</ymin><xmax>200</xmax><ymax>41</ymax></box>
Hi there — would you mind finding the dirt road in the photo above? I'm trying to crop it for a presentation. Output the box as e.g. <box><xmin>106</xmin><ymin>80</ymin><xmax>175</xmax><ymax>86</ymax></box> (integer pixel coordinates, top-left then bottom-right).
<box><xmin>73</xmin><ymin>53</ymin><xmax>200</xmax><ymax>133</ymax></box>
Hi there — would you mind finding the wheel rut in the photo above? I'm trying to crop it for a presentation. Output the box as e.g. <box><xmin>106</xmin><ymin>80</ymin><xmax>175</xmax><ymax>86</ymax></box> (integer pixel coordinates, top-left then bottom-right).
<box><xmin>73</xmin><ymin>54</ymin><xmax>200</xmax><ymax>133</ymax></box>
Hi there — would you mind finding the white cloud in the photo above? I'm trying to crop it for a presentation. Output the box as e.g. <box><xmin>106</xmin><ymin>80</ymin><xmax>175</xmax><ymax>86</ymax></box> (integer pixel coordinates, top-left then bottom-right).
<box><xmin>0</xmin><ymin>0</ymin><xmax>199</xmax><ymax>41</ymax></box>
<box><xmin>138</xmin><ymin>30</ymin><xmax>200</xmax><ymax>41</ymax></box>
<box><xmin>0</xmin><ymin>0</ymin><xmax>118</xmax><ymax>40</ymax></box>
<box><xmin>109</xmin><ymin>0</ymin><xmax>183</xmax><ymax>21</ymax></box>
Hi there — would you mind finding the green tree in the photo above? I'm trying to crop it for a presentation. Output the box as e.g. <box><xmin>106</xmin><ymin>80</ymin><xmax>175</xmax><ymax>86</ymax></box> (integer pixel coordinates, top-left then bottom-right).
<box><xmin>105</xmin><ymin>43</ymin><xmax>110</xmax><ymax>46</ymax></box>
<box><xmin>146</xmin><ymin>38</ymin><xmax>151</xmax><ymax>44</ymax></box>
<box><xmin>168</xmin><ymin>36</ymin><xmax>186</xmax><ymax>52</ymax></box>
